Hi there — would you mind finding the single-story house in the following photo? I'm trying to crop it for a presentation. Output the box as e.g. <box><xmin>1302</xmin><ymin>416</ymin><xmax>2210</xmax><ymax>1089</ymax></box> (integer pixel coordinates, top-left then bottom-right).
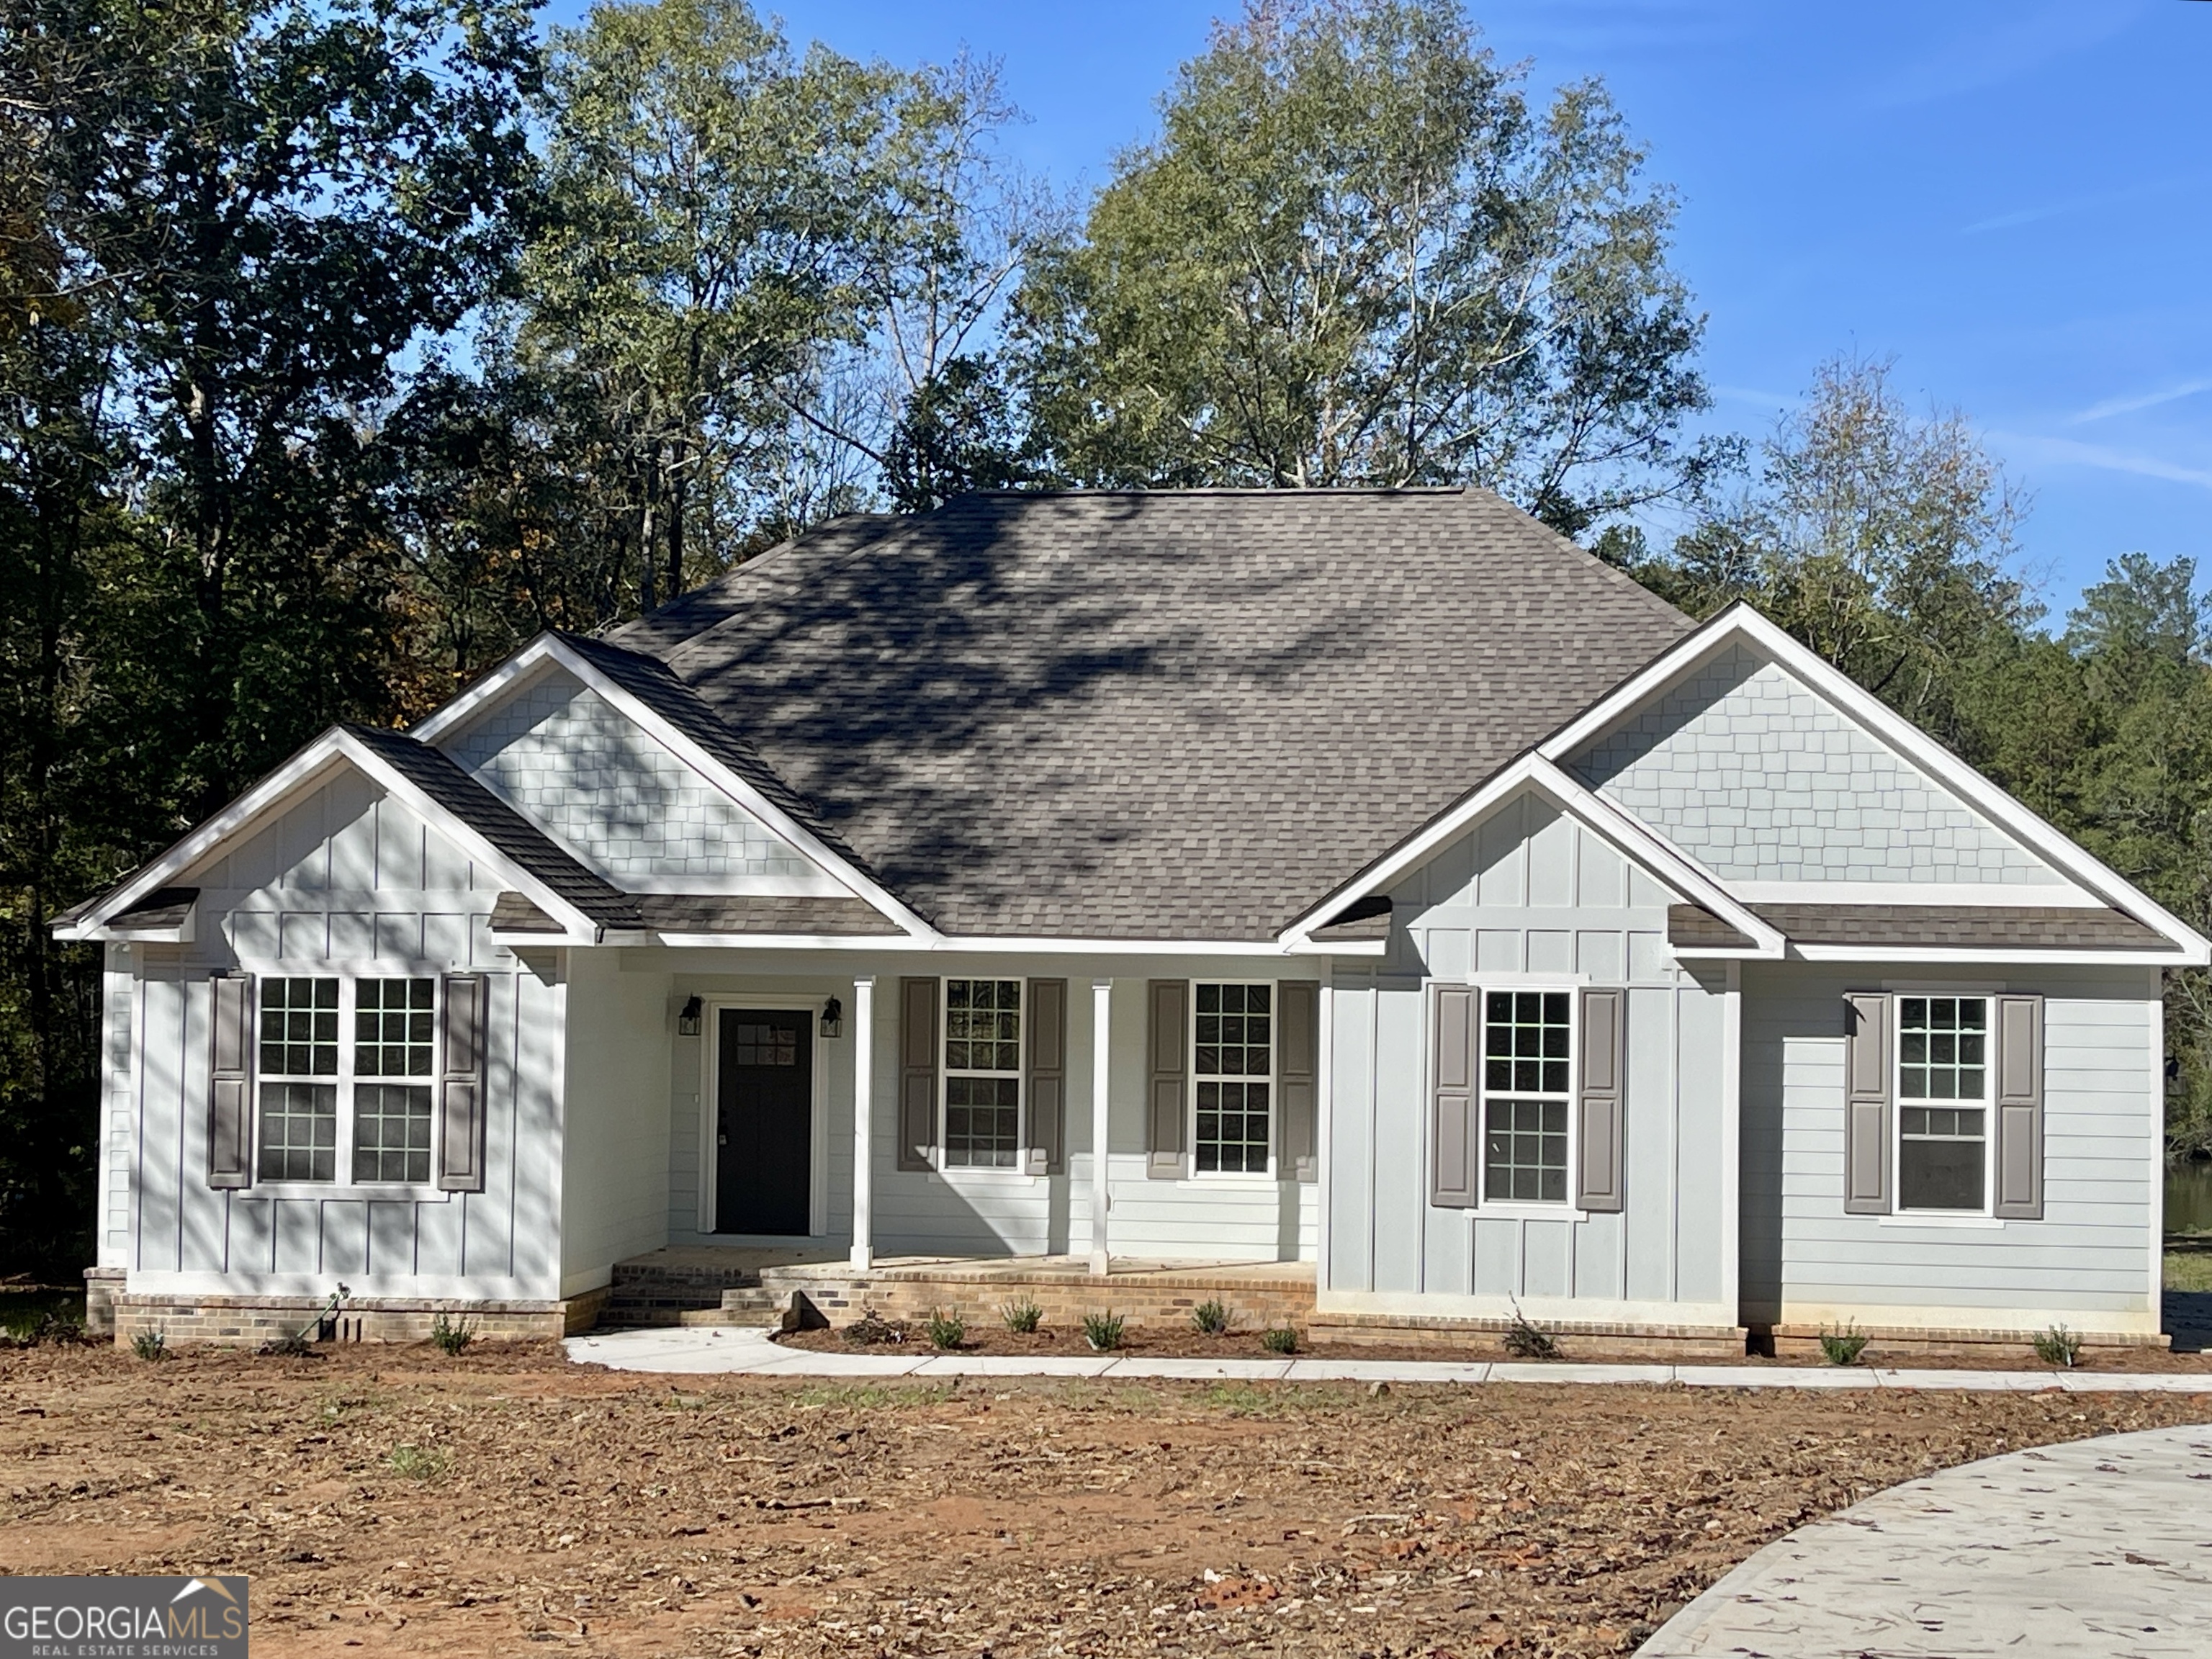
<box><xmin>57</xmin><ymin>489</ymin><xmax>2205</xmax><ymax>1350</ymax></box>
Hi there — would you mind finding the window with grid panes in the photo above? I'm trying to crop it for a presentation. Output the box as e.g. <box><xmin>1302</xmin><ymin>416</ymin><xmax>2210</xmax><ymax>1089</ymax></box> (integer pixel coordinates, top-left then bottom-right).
<box><xmin>1482</xmin><ymin>990</ymin><xmax>1572</xmax><ymax>1202</ymax></box>
<box><xmin>258</xmin><ymin>977</ymin><xmax>339</xmax><ymax>1181</ymax></box>
<box><xmin>353</xmin><ymin>979</ymin><xmax>436</xmax><ymax>1183</ymax></box>
<box><xmin>943</xmin><ymin>979</ymin><xmax>1021</xmax><ymax>1168</ymax></box>
<box><xmin>1897</xmin><ymin>996</ymin><xmax>1989</xmax><ymax>1212</ymax></box>
<box><xmin>1194</xmin><ymin>983</ymin><xmax>1272</xmax><ymax>1174</ymax></box>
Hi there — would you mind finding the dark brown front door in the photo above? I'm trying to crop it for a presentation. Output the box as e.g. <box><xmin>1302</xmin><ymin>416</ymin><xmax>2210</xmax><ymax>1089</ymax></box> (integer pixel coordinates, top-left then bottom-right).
<box><xmin>715</xmin><ymin>1008</ymin><xmax>812</xmax><ymax>1236</ymax></box>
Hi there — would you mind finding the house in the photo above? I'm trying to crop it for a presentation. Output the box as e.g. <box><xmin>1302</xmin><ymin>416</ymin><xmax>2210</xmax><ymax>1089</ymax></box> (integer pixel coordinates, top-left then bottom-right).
<box><xmin>56</xmin><ymin>489</ymin><xmax>2205</xmax><ymax>1352</ymax></box>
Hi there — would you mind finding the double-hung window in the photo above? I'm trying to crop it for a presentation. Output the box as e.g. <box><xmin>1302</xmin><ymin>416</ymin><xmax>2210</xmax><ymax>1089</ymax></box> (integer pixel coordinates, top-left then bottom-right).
<box><xmin>1482</xmin><ymin>990</ymin><xmax>1573</xmax><ymax>1203</ymax></box>
<box><xmin>1897</xmin><ymin>995</ymin><xmax>1988</xmax><ymax>1212</ymax></box>
<box><xmin>1194</xmin><ymin>982</ymin><xmax>1272</xmax><ymax>1174</ymax></box>
<box><xmin>943</xmin><ymin>979</ymin><xmax>1021</xmax><ymax>1169</ymax></box>
<box><xmin>256</xmin><ymin>976</ymin><xmax>437</xmax><ymax>1187</ymax></box>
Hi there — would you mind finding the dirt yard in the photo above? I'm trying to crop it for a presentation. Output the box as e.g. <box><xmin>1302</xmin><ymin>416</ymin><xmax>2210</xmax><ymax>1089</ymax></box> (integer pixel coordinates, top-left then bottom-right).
<box><xmin>2</xmin><ymin>1341</ymin><xmax>2206</xmax><ymax>1658</ymax></box>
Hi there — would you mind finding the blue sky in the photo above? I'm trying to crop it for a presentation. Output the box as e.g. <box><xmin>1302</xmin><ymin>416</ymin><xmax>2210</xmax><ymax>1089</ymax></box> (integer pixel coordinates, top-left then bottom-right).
<box><xmin>555</xmin><ymin>0</ymin><xmax>2212</xmax><ymax>622</ymax></box>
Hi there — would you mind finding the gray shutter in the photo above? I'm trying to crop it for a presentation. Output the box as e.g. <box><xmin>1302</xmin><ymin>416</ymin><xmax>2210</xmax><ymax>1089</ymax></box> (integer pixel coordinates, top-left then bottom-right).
<box><xmin>1430</xmin><ymin>984</ymin><xmax>1479</xmax><ymax>1208</ymax></box>
<box><xmin>1843</xmin><ymin>991</ymin><xmax>1892</xmax><ymax>1215</ymax></box>
<box><xmin>1025</xmin><ymin>978</ymin><xmax>1067</xmax><ymax>1175</ymax></box>
<box><xmin>207</xmin><ymin>974</ymin><xmax>253</xmax><ymax>1190</ymax></box>
<box><xmin>1146</xmin><ymin>979</ymin><xmax>1187</xmax><ymax>1179</ymax></box>
<box><xmin>436</xmin><ymin>974</ymin><xmax>488</xmax><ymax>1192</ymax></box>
<box><xmin>899</xmin><ymin>977</ymin><xmax>938</xmax><ymax>1172</ymax></box>
<box><xmin>1992</xmin><ymin>992</ymin><xmax>2045</xmax><ymax>1220</ymax></box>
<box><xmin>1277</xmin><ymin>981</ymin><xmax>1320</xmax><ymax>1182</ymax></box>
<box><xmin>1575</xmin><ymin>986</ymin><xmax>1626</xmax><ymax>1213</ymax></box>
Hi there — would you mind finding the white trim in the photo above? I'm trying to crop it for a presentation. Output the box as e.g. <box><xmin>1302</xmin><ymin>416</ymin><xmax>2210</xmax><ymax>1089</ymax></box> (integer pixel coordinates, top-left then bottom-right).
<box><xmin>651</xmin><ymin>931</ymin><xmax>1374</xmax><ymax>956</ymax></box>
<box><xmin>1089</xmin><ymin>979</ymin><xmax>1112</xmax><ymax>1274</ymax></box>
<box><xmin>611</xmin><ymin>873</ymin><xmax>854</xmax><ymax>897</ymax></box>
<box><xmin>1791</xmin><ymin>944</ymin><xmax>2195</xmax><ymax>966</ymax></box>
<box><xmin>1730</xmin><ymin>880</ymin><xmax>2103</xmax><ymax>908</ymax></box>
<box><xmin>1315</xmin><ymin>980</ymin><xmax>1335</xmax><ymax>1295</ymax></box>
<box><xmin>1186</xmin><ymin>977</ymin><xmax>1279</xmax><ymax>1182</ymax></box>
<box><xmin>248</xmin><ymin>972</ymin><xmax>449</xmax><ymax>1196</ymax></box>
<box><xmin>54</xmin><ymin>729</ymin><xmax>600</xmax><ymax>944</ymax></box>
<box><xmin>936</xmin><ymin>974</ymin><xmax>1028</xmax><ymax>1173</ymax></box>
<box><xmin>696</xmin><ymin>996</ymin><xmax>830</xmax><ymax>1239</ymax></box>
<box><xmin>2149</xmin><ymin>978</ymin><xmax>2167</xmax><ymax>1323</ymax></box>
<box><xmin>1718</xmin><ymin>958</ymin><xmax>1742</xmax><ymax>1323</ymax></box>
<box><xmin>1891</xmin><ymin>992</ymin><xmax>1995</xmax><ymax>1220</ymax></box>
<box><xmin>1470</xmin><ymin>976</ymin><xmax>1582</xmax><ymax>1213</ymax></box>
<box><xmin>1537</xmin><ymin>605</ymin><xmax>2212</xmax><ymax>965</ymax></box>
<box><xmin>1280</xmin><ymin>754</ymin><xmax>1784</xmax><ymax>957</ymax></box>
<box><xmin>1875</xmin><ymin>1213</ymin><xmax>2005</xmax><ymax>1230</ymax></box>
<box><xmin>851</xmin><ymin>976</ymin><xmax>875</xmax><ymax>1271</ymax></box>
<box><xmin>408</xmin><ymin>634</ymin><xmax>934</xmax><ymax>941</ymax></box>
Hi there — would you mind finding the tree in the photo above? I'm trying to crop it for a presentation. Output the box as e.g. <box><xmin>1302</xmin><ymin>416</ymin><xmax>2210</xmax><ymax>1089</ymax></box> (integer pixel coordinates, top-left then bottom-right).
<box><xmin>1012</xmin><ymin>0</ymin><xmax>1727</xmax><ymax>529</ymax></box>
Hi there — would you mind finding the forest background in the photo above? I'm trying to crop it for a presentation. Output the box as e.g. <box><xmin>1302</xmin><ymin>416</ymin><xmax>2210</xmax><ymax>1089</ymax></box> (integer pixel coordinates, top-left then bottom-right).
<box><xmin>6</xmin><ymin>0</ymin><xmax>2209</xmax><ymax>1276</ymax></box>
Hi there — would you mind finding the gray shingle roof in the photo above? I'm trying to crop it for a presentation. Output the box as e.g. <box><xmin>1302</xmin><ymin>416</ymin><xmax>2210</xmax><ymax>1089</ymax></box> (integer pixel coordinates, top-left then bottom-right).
<box><xmin>1668</xmin><ymin>902</ymin><xmax>2169</xmax><ymax>952</ymax></box>
<box><xmin>605</xmin><ymin>489</ymin><xmax>1694</xmax><ymax>938</ymax></box>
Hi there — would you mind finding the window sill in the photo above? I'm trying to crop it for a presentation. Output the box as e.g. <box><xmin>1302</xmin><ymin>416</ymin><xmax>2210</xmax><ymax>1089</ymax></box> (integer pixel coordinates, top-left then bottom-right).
<box><xmin>1173</xmin><ymin>1172</ymin><xmax>1282</xmax><ymax>1188</ymax></box>
<box><xmin>240</xmin><ymin>1184</ymin><xmax>455</xmax><ymax>1203</ymax></box>
<box><xmin>1876</xmin><ymin>1211</ymin><xmax>2005</xmax><ymax>1229</ymax></box>
<box><xmin>1474</xmin><ymin>1202</ymin><xmax>1591</xmax><ymax>1223</ymax></box>
<box><xmin>927</xmin><ymin>1164</ymin><xmax>1040</xmax><ymax>1184</ymax></box>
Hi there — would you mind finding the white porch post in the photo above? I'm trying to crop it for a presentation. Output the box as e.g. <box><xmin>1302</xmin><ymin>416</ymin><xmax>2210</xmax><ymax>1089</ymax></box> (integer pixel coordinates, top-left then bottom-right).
<box><xmin>850</xmin><ymin>976</ymin><xmax>876</xmax><ymax>1271</ymax></box>
<box><xmin>1090</xmin><ymin>978</ymin><xmax>1113</xmax><ymax>1275</ymax></box>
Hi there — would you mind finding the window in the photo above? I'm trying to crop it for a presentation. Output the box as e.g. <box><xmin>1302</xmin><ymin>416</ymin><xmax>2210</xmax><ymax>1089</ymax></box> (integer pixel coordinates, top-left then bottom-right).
<box><xmin>943</xmin><ymin>979</ymin><xmax>1020</xmax><ymax>1169</ymax></box>
<box><xmin>1482</xmin><ymin>990</ymin><xmax>1572</xmax><ymax>1202</ymax></box>
<box><xmin>256</xmin><ymin>976</ymin><xmax>439</xmax><ymax>1187</ymax></box>
<box><xmin>1195</xmin><ymin>983</ymin><xmax>1272</xmax><ymax>1173</ymax></box>
<box><xmin>1898</xmin><ymin>995</ymin><xmax>1988</xmax><ymax>1212</ymax></box>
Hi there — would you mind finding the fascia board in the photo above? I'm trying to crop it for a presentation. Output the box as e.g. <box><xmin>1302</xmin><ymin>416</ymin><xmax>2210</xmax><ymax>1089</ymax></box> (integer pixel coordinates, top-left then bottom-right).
<box><xmin>1786</xmin><ymin>943</ymin><xmax>2197</xmax><ymax>966</ymax></box>
<box><xmin>406</xmin><ymin>633</ymin><xmax>563</xmax><ymax>745</ymax></box>
<box><xmin>644</xmin><ymin>932</ymin><xmax>1363</xmax><ymax>956</ymax></box>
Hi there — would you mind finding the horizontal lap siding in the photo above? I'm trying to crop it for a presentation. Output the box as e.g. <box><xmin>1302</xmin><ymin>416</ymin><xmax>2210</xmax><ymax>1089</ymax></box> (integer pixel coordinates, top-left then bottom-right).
<box><xmin>1327</xmin><ymin>793</ymin><xmax>1731</xmax><ymax>1317</ymax></box>
<box><xmin>1740</xmin><ymin>962</ymin><xmax>2159</xmax><ymax>1323</ymax></box>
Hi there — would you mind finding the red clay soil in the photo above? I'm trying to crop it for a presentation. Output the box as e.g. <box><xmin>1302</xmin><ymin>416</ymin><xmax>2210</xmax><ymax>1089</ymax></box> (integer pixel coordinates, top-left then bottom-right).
<box><xmin>1</xmin><ymin>1339</ymin><xmax>2206</xmax><ymax>1658</ymax></box>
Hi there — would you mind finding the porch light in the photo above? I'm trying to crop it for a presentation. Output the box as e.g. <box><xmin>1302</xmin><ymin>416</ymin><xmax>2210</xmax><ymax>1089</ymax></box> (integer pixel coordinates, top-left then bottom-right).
<box><xmin>677</xmin><ymin>995</ymin><xmax>703</xmax><ymax>1038</ymax></box>
<box><xmin>820</xmin><ymin>995</ymin><xmax>844</xmax><ymax>1038</ymax></box>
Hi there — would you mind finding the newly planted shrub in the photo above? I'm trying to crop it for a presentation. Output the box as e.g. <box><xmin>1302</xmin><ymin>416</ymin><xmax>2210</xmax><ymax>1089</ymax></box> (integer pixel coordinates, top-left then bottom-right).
<box><xmin>1082</xmin><ymin>1310</ymin><xmax>1125</xmax><ymax>1352</ymax></box>
<box><xmin>131</xmin><ymin>1328</ymin><xmax>168</xmax><ymax>1362</ymax></box>
<box><xmin>1262</xmin><ymin>1324</ymin><xmax>1298</xmax><ymax>1355</ymax></box>
<box><xmin>1190</xmin><ymin>1299</ymin><xmax>1231</xmax><ymax>1336</ymax></box>
<box><xmin>924</xmin><ymin>1308</ymin><xmax>967</xmax><ymax>1350</ymax></box>
<box><xmin>842</xmin><ymin>1310</ymin><xmax>907</xmax><ymax>1346</ymax></box>
<box><xmin>430</xmin><ymin>1313</ymin><xmax>476</xmax><ymax>1357</ymax></box>
<box><xmin>2033</xmin><ymin>1324</ymin><xmax>2082</xmax><ymax>1367</ymax></box>
<box><xmin>1820</xmin><ymin>1322</ymin><xmax>1869</xmax><ymax>1366</ymax></box>
<box><xmin>1503</xmin><ymin>1303</ymin><xmax>1560</xmax><ymax>1360</ymax></box>
<box><xmin>1000</xmin><ymin>1299</ymin><xmax>1043</xmax><ymax>1334</ymax></box>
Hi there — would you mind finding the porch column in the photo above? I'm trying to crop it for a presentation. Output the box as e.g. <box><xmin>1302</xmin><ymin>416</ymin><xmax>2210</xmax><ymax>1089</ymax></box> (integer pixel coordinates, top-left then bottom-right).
<box><xmin>1090</xmin><ymin>978</ymin><xmax>1112</xmax><ymax>1275</ymax></box>
<box><xmin>850</xmin><ymin>976</ymin><xmax>875</xmax><ymax>1272</ymax></box>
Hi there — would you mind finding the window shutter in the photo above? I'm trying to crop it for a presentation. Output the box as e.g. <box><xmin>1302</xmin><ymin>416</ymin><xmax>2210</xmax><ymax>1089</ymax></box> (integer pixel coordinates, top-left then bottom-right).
<box><xmin>1992</xmin><ymin>993</ymin><xmax>2045</xmax><ymax>1220</ymax></box>
<box><xmin>1025</xmin><ymin>978</ymin><xmax>1067</xmax><ymax>1175</ymax></box>
<box><xmin>1575</xmin><ymin>986</ymin><xmax>1626</xmax><ymax>1213</ymax></box>
<box><xmin>1277</xmin><ymin>980</ymin><xmax>1320</xmax><ymax>1182</ymax></box>
<box><xmin>1145</xmin><ymin>979</ymin><xmax>1187</xmax><ymax>1179</ymax></box>
<box><xmin>207</xmin><ymin>974</ymin><xmax>253</xmax><ymax>1190</ymax></box>
<box><xmin>1843</xmin><ymin>991</ymin><xmax>1892</xmax><ymax>1215</ymax></box>
<box><xmin>1430</xmin><ymin>984</ymin><xmax>1478</xmax><ymax>1208</ymax></box>
<box><xmin>898</xmin><ymin>977</ymin><xmax>938</xmax><ymax>1172</ymax></box>
<box><xmin>436</xmin><ymin>974</ymin><xmax>489</xmax><ymax>1192</ymax></box>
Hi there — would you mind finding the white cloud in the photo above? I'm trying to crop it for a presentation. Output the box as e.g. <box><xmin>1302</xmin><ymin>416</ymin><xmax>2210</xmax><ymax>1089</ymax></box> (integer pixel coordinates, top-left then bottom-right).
<box><xmin>2068</xmin><ymin>379</ymin><xmax>2212</xmax><ymax>425</ymax></box>
<box><xmin>1989</xmin><ymin>429</ymin><xmax>2212</xmax><ymax>491</ymax></box>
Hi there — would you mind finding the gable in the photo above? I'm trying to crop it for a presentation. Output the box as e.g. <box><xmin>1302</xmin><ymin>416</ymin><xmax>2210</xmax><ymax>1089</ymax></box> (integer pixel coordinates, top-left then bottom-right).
<box><xmin>439</xmin><ymin>666</ymin><xmax>831</xmax><ymax>892</ymax></box>
<box><xmin>189</xmin><ymin>767</ymin><xmax>493</xmax><ymax>898</ymax></box>
<box><xmin>1568</xmin><ymin>642</ymin><xmax>2066</xmax><ymax>889</ymax></box>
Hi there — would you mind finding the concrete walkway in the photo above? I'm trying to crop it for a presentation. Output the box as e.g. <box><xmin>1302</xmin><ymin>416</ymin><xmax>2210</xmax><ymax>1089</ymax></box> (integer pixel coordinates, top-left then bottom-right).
<box><xmin>1638</xmin><ymin>1424</ymin><xmax>2212</xmax><ymax>1657</ymax></box>
<box><xmin>562</xmin><ymin>1325</ymin><xmax>2212</xmax><ymax>1392</ymax></box>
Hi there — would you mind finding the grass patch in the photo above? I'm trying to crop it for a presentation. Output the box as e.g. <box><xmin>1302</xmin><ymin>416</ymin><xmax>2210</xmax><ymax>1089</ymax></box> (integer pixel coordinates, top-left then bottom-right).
<box><xmin>387</xmin><ymin>1444</ymin><xmax>449</xmax><ymax>1481</ymax></box>
<box><xmin>790</xmin><ymin>1382</ymin><xmax>956</xmax><ymax>1410</ymax></box>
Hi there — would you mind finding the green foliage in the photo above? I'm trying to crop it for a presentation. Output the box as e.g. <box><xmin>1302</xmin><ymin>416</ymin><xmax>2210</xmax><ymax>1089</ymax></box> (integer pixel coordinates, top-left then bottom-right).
<box><xmin>387</xmin><ymin>1443</ymin><xmax>449</xmax><ymax>1481</ymax></box>
<box><xmin>430</xmin><ymin>1313</ymin><xmax>476</xmax><ymax>1357</ymax></box>
<box><xmin>131</xmin><ymin>1326</ymin><xmax>167</xmax><ymax>1362</ymax></box>
<box><xmin>2032</xmin><ymin>1325</ymin><xmax>2082</xmax><ymax>1367</ymax></box>
<box><xmin>1080</xmin><ymin>1310</ymin><xmax>1125</xmax><ymax>1352</ymax></box>
<box><xmin>923</xmin><ymin>1308</ymin><xmax>966</xmax><ymax>1349</ymax></box>
<box><xmin>1261</xmin><ymin>1324</ymin><xmax>1298</xmax><ymax>1355</ymax></box>
<box><xmin>1190</xmin><ymin>1299</ymin><xmax>1231</xmax><ymax>1336</ymax></box>
<box><xmin>1819</xmin><ymin>1323</ymin><xmax>1869</xmax><ymax>1367</ymax></box>
<box><xmin>1503</xmin><ymin>1306</ymin><xmax>1560</xmax><ymax>1360</ymax></box>
<box><xmin>999</xmin><ymin>1298</ymin><xmax>1043</xmax><ymax>1334</ymax></box>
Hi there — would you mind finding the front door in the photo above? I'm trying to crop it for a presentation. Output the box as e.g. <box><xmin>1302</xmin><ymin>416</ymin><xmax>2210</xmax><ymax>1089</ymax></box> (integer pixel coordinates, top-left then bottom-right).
<box><xmin>714</xmin><ymin>1008</ymin><xmax>813</xmax><ymax>1236</ymax></box>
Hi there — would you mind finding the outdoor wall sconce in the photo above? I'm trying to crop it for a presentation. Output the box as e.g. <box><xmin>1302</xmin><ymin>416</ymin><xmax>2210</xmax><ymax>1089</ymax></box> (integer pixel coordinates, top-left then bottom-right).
<box><xmin>820</xmin><ymin>995</ymin><xmax>844</xmax><ymax>1038</ymax></box>
<box><xmin>677</xmin><ymin>995</ymin><xmax>703</xmax><ymax>1038</ymax></box>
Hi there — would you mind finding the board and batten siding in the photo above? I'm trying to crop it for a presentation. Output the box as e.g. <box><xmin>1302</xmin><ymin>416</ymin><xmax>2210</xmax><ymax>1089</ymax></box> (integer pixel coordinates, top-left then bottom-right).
<box><xmin>1323</xmin><ymin>791</ymin><xmax>1735</xmax><ymax>1326</ymax></box>
<box><xmin>1740</xmin><ymin>962</ymin><xmax>2162</xmax><ymax>1335</ymax></box>
<box><xmin>118</xmin><ymin>768</ymin><xmax>566</xmax><ymax>1300</ymax></box>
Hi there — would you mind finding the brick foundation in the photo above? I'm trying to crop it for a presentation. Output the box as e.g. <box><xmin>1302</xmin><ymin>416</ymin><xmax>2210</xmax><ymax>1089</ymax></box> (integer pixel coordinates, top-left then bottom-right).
<box><xmin>753</xmin><ymin>1264</ymin><xmax>1316</xmax><ymax>1335</ymax></box>
<box><xmin>1761</xmin><ymin>1321</ymin><xmax>2170</xmax><ymax>1359</ymax></box>
<box><xmin>1310</xmin><ymin>1310</ymin><xmax>1748</xmax><ymax>1359</ymax></box>
<box><xmin>83</xmin><ymin>1268</ymin><xmax>124</xmax><ymax>1339</ymax></box>
<box><xmin>110</xmin><ymin>1292</ymin><xmax>588</xmax><ymax>1347</ymax></box>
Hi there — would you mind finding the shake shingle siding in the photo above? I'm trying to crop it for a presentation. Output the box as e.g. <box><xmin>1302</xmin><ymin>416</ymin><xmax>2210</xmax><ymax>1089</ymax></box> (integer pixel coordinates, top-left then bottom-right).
<box><xmin>603</xmin><ymin>490</ymin><xmax>1693</xmax><ymax>938</ymax></box>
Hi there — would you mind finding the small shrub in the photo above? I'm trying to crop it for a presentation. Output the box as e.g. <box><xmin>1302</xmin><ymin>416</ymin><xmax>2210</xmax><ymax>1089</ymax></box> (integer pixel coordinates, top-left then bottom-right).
<box><xmin>1081</xmin><ymin>1310</ymin><xmax>1125</xmax><ymax>1352</ymax></box>
<box><xmin>1819</xmin><ymin>1322</ymin><xmax>1869</xmax><ymax>1366</ymax></box>
<box><xmin>1262</xmin><ymin>1324</ymin><xmax>1298</xmax><ymax>1355</ymax></box>
<box><xmin>131</xmin><ymin>1328</ymin><xmax>168</xmax><ymax>1362</ymax></box>
<box><xmin>999</xmin><ymin>1299</ymin><xmax>1043</xmax><ymax>1334</ymax></box>
<box><xmin>1503</xmin><ymin>1302</ymin><xmax>1560</xmax><ymax>1360</ymax></box>
<box><xmin>1190</xmin><ymin>1299</ymin><xmax>1231</xmax><ymax>1336</ymax></box>
<box><xmin>924</xmin><ymin>1308</ymin><xmax>966</xmax><ymax>1350</ymax></box>
<box><xmin>429</xmin><ymin>1313</ymin><xmax>476</xmax><ymax>1357</ymax></box>
<box><xmin>2033</xmin><ymin>1324</ymin><xmax>2082</xmax><ymax>1368</ymax></box>
<box><xmin>257</xmin><ymin>1333</ymin><xmax>320</xmax><ymax>1358</ymax></box>
<box><xmin>1</xmin><ymin>1307</ymin><xmax>44</xmax><ymax>1344</ymax></box>
<box><xmin>387</xmin><ymin>1443</ymin><xmax>449</xmax><ymax>1481</ymax></box>
<box><xmin>841</xmin><ymin>1310</ymin><xmax>907</xmax><ymax>1346</ymax></box>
